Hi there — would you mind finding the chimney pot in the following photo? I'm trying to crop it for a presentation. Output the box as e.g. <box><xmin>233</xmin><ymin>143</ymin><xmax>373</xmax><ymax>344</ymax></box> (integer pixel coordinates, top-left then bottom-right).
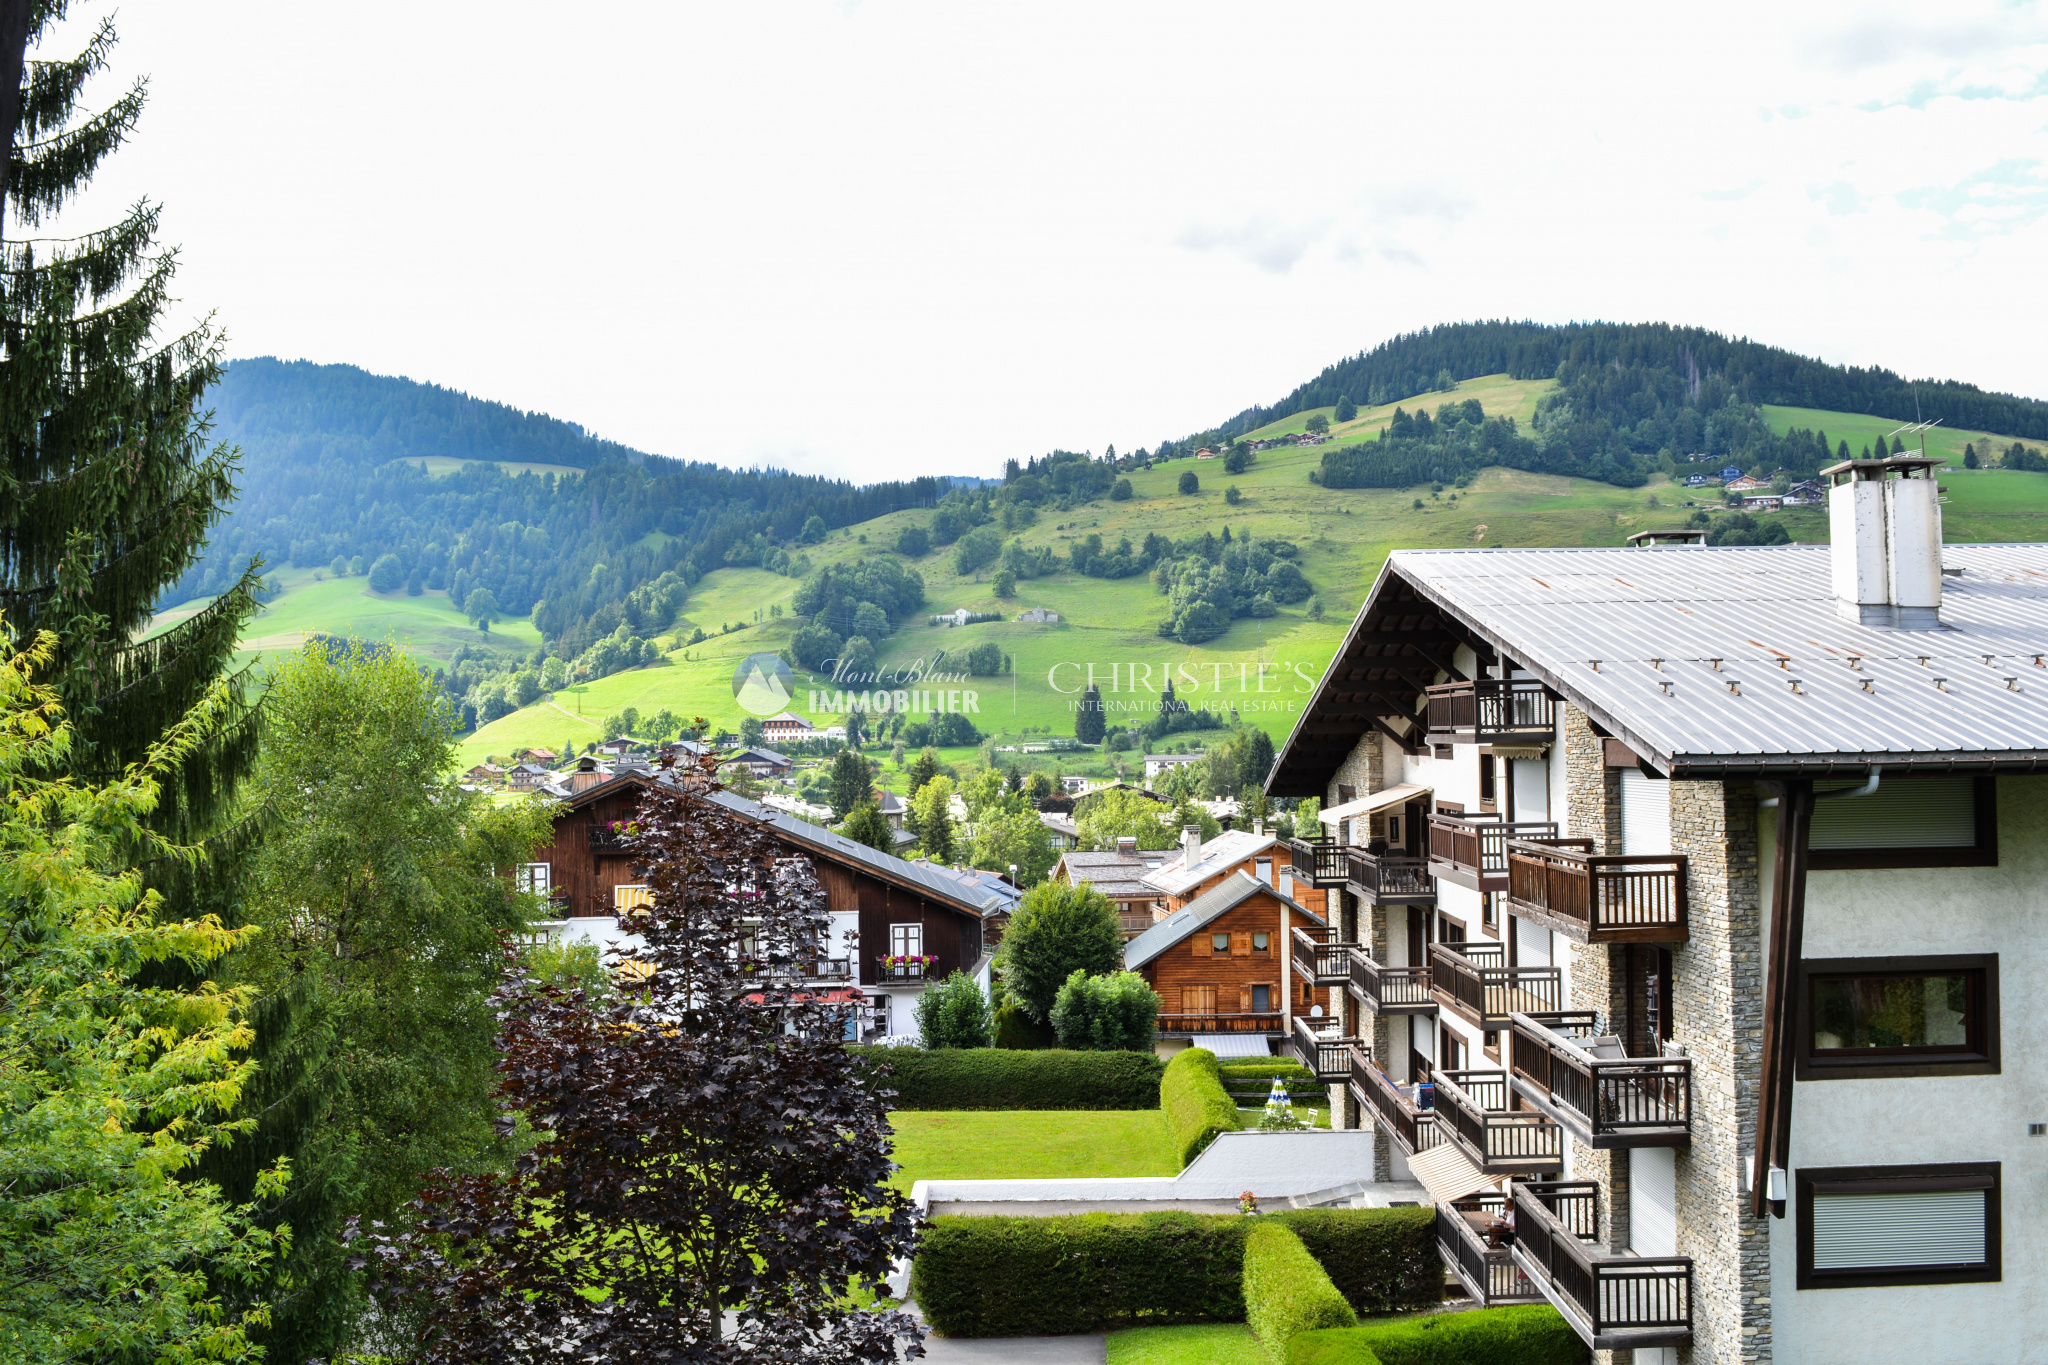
<box><xmin>1181</xmin><ymin>824</ymin><xmax>1202</xmax><ymax>860</ymax></box>
<box><xmin>1827</xmin><ymin>455</ymin><xmax>1944</xmax><ymax>628</ymax></box>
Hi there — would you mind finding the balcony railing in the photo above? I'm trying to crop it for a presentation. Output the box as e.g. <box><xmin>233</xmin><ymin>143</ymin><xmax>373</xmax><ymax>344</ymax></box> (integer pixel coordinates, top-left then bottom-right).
<box><xmin>1345</xmin><ymin>847</ymin><xmax>1435</xmax><ymax>902</ymax></box>
<box><xmin>1155</xmin><ymin>1012</ymin><xmax>1283</xmax><ymax>1036</ymax></box>
<box><xmin>1288</xmin><ymin>1016</ymin><xmax>1362</xmax><ymax>1080</ymax></box>
<box><xmin>1423</xmin><ymin>678</ymin><xmax>1556</xmax><ymax>745</ymax></box>
<box><xmin>1431</xmin><ymin>1069</ymin><xmax>1564</xmax><ymax>1173</ymax></box>
<box><xmin>1505</xmin><ymin>838</ymin><xmax>1689</xmax><ymax>943</ymax></box>
<box><xmin>744</xmin><ymin>956</ymin><xmax>854</xmax><ymax>983</ymax></box>
<box><xmin>587</xmin><ymin>824</ymin><xmax>639</xmax><ymax>856</ymax></box>
<box><xmin>875</xmin><ymin>959</ymin><xmax>932</xmax><ymax>984</ymax></box>
<box><xmin>1429</xmin><ymin>940</ymin><xmax>1562</xmax><ymax>1028</ymax></box>
<box><xmin>1436</xmin><ymin>1192</ymin><xmax>1545</xmax><ymax>1307</ymax></box>
<box><xmin>1347</xmin><ymin>946</ymin><xmax>1436</xmax><ymax>1015</ymax></box>
<box><xmin>1511</xmin><ymin>1181</ymin><xmax>1694</xmax><ymax>1352</ymax></box>
<box><xmin>1508</xmin><ymin>1013</ymin><xmax>1692</xmax><ymax>1148</ymax></box>
<box><xmin>1290</xmin><ymin>926</ymin><xmax>1356</xmax><ymax>986</ymax></box>
<box><xmin>1427</xmin><ymin>815</ymin><xmax>1558</xmax><ymax>892</ymax></box>
<box><xmin>1348</xmin><ymin>1047</ymin><xmax>1440</xmax><ymax>1157</ymax></box>
<box><xmin>1287</xmin><ymin>837</ymin><xmax>1350</xmax><ymax>887</ymax></box>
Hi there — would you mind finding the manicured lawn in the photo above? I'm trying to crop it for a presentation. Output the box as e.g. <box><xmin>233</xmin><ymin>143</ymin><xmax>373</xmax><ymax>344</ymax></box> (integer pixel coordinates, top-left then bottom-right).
<box><xmin>1105</xmin><ymin>1323</ymin><xmax>1265</xmax><ymax>1364</ymax></box>
<box><xmin>887</xmin><ymin>1110</ymin><xmax>1180</xmax><ymax>1192</ymax></box>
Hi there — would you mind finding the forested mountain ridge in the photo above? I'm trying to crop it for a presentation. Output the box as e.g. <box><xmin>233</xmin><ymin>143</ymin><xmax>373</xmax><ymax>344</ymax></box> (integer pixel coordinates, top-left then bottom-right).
<box><xmin>1156</xmin><ymin>321</ymin><xmax>2048</xmax><ymax>492</ymax></box>
<box><xmin>173</xmin><ymin>359</ymin><xmax>957</xmax><ymax>658</ymax></box>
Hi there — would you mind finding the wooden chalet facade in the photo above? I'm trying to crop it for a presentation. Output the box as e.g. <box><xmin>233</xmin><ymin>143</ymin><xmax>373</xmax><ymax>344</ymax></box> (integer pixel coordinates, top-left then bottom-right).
<box><xmin>1123</xmin><ymin>870</ymin><xmax>1326</xmax><ymax>1046</ymax></box>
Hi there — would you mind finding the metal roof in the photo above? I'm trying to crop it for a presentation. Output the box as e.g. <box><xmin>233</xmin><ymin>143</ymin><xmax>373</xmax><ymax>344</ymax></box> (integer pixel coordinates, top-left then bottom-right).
<box><xmin>1124</xmin><ymin>870</ymin><xmax>1316</xmax><ymax>969</ymax></box>
<box><xmin>1385</xmin><ymin>543</ymin><xmax>2048</xmax><ymax>776</ymax></box>
<box><xmin>1142</xmin><ymin>829</ymin><xmax>1284</xmax><ymax>896</ymax></box>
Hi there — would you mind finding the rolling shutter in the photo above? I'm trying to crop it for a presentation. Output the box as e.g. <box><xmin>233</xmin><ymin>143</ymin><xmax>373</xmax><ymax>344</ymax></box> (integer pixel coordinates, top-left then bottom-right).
<box><xmin>1630</xmin><ymin>1147</ymin><xmax>1678</xmax><ymax>1257</ymax></box>
<box><xmin>1620</xmin><ymin>770</ymin><xmax>1672</xmax><ymax>857</ymax></box>
<box><xmin>1812</xmin><ymin>1189</ymin><xmax>1988</xmax><ymax>1270</ymax></box>
<box><xmin>1809</xmin><ymin>776</ymin><xmax>1977</xmax><ymax>850</ymax></box>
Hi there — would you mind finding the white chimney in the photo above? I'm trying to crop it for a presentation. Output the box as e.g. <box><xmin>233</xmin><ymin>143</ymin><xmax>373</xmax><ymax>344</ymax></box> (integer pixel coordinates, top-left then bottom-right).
<box><xmin>1181</xmin><ymin>824</ymin><xmax>1202</xmax><ymax>861</ymax></box>
<box><xmin>1826</xmin><ymin>455</ymin><xmax>1944</xmax><ymax>629</ymax></box>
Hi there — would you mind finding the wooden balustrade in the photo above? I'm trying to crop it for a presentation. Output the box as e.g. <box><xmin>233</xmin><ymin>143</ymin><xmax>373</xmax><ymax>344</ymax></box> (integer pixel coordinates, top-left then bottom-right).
<box><xmin>1348</xmin><ymin>947</ymin><xmax>1436</xmax><ymax>1015</ymax></box>
<box><xmin>1427</xmin><ymin>815</ymin><xmax>1558</xmax><ymax>891</ymax></box>
<box><xmin>1289</xmin><ymin>1015</ymin><xmax>1359</xmax><ymax>1080</ymax></box>
<box><xmin>1431</xmin><ymin>1069</ymin><xmax>1564</xmax><ymax>1173</ymax></box>
<box><xmin>1511</xmin><ymin>1181</ymin><xmax>1694</xmax><ymax>1351</ymax></box>
<box><xmin>1423</xmin><ymin>678</ymin><xmax>1556</xmax><ymax>744</ymax></box>
<box><xmin>1154</xmin><ymin>1012</ymin><xmax>1283</xmax><ymax>1036</ymax></box>
<box><xmin>1287</xmin><ymin>837</ymin><xmax>1350</xmax><ymax>886</ymax></box>
<box><xmin>1436</xmin><ymin>1192</ymin><xmax>1545</xmax><ymax>1307</ymax></box>
<box><xmin>1290</xmin><ymin>926</ymin><xmax>1356</xmax><ymax>985</ymax></box>
<box><xmin>1428</xmin><ymin>940</ymin><xmax>1562</xmax><ymax>1027</ymax></box>
<box><xmin>1347</xmin><ymin>1046</ymin><xmax>1439</xmax><ymax>1157</ymax></box>
<box><xmin>1507</xmin><ymin>1013</ymin><xmax>1691</xmax><ymax>1147</ymax></box>
<box><xmin>1506</xmin><ymin>838</ymin><xmax>1689</xmax><ymax>943</ymax></box>
<box><xmin>1345</xmin><ymin>848</ymin><xmax>1435</xmax><ymax>902</ymax></box>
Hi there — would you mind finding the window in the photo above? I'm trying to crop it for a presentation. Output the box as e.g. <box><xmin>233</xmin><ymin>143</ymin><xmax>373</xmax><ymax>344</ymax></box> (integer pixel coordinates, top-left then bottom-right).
<box><xmin>1212</xmin><ymin>932</ymin><xmax>1231</xmax><ymax>953</ymax></box>
<box><xmin>1251</xmin><ymin>932</ymin><xmax>1270</xmax><ymax>952</ymax></box>
<box><xmin>1255</xmin><ymin>858</ymin><xmax>1273</xmax><ymax>885</ymax></box>
<box><xmin>1386</xmin><ymin>814</ymin><xmax>1402</xmax><ymax>846</ymax></box>
<box><xmin>890</xmin><ymin>923</ymin><xmax>924</xmax><ymax>958</ymax></box>
<box><xmin>1806</xmin><ymin>775</ymin><xmax>1996</xmax><ymax>870</ymax></box>
<box><xmin>517</xmin><ymin>862</ymin><xmax>551</xmax><ymax>894</ymax></box>
<box><xmin>1797</xmin><ymin>955</ymin><xmax>1997</xmax><ymax>1079</ymax></box>
<box><xmin>1251</xmin><ymin>984</ymin><xmax>1271</xmax><ymax>1013</ymax></box>
<box><xmin>1797</xmin><ymin>1164</ymin><xmax>2000</xmax><ymax>1289</ymax></box>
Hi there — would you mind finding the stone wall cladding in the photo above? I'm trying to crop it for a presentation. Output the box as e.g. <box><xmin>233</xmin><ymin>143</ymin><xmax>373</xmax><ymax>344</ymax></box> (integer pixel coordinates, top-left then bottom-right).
<box><xmin>1669</xmin><ymin>778</ymin><xmax>1767</xmax><ymax>1364</ymax></box>
<box><xmin>1326</xmin><ymin>733</ymin><xmax>1386</xmax><ymax>844</ymax></box>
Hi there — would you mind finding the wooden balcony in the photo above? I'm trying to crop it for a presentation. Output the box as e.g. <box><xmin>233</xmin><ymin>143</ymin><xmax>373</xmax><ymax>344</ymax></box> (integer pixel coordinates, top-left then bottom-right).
<box><xmin>1427</xmin><ymin>815</ymin><xmax>1558</xmax><ymax>892</ymax></box>
<box><xmin>1511</xmin><ymin>1181</ymin><xmax>1694</xmax><ymax>1353</ymax></box>
<box><xmin>1347</xmin><ymin>946</ymin><xmax>1436</xmax><ymax>1016</ymax></box>
<box><xmin>1430</xmin><ymin>1069</ymin><xmax>1564</xmax><ymax>1174</ymax></box>
<box><xmin>1505</xmin><ymin>838</ymin><xmax>1689</xmax><ymax>943</ymax></box>
<box><xmin>1287</xmin><ymin>837</ymin><xmax>1350</xmax><ymax>888</ymax></box>
<box><xmin>1290</xmin><ymin>926</ymin><xmax>1357</xmax><ymax>987</ymax></box>
<box><xmin>587</xmin><ymin>824</ymin><xmax>639</xmax><ymax>857</ymax></box>
<box><xmin>1155</xmin><ymin>1012</ymin><xmax>1283</xmax><ymax>1037</ymax></box>
<box><xmin>1345</xmin><ymin>847</ymin><xmax>1435</xmax><ymax>904</ymax></box>
<box><xmin>1423</xmin><ymin>678</ymin><xmax>1556</xmax><ymax>746</ymax></box>
<box><xmin>875</xmin><ymin>959</ymin><xmax>932</xmax><ymax>985</ymax></box>
<box><xmin>1437</xmin><ymin>1192</ymin><xmax>1545</xmax><ymax>1308</ymax></box>
<box><xmin>1348</xmin><ymin>1047</ymin><xmax>1440</xmax><ymax>1158</ymax></box>
<box><xmin>1508</xmin><ymin>1013</ymin><xmax>1691</xmax><ymax>1149</ymax></box>
<box><xmin>1429</xmin><ymin>940</ymin><xmax>1562</xmax><ymax>1029</ymax></box>
<box><xmin>746</xmin><ymin>956</ymin><xmax>854</xmax><ymax>983</ymax></box>
<box><xmin>1289</xmin><ymin>1015</ymin><xmax>1364</xmax><ymax>1081</ymax></box>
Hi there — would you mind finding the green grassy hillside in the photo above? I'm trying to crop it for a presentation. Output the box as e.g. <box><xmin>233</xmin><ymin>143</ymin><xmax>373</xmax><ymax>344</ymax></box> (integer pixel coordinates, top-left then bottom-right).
<box><xmin>188</xmin><ymin>372</ymin><xmax>2048</xmax><ymax>775</ymax></box>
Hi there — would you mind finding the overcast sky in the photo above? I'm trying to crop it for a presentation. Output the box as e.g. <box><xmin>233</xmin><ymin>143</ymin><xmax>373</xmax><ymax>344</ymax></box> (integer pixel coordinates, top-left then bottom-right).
<box><xmin>46</xmin><ymin>2</ymin><xmax>2048</xmax><ymax>481</ymax></box>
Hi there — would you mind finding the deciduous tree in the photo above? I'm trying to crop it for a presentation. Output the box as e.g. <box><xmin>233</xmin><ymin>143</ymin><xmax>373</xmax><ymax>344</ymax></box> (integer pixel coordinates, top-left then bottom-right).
<box><xmin>992</xmin><ymin>882</ymin><xmax>1122</xmax><ymax>1023</ymax></box>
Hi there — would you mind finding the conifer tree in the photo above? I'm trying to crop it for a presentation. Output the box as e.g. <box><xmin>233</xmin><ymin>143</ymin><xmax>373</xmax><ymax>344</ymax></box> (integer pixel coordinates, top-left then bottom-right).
<box><xmin>1074</xmin><ymin>682</ymin><xmax>1105</xmax><ymax>744</ymax></box>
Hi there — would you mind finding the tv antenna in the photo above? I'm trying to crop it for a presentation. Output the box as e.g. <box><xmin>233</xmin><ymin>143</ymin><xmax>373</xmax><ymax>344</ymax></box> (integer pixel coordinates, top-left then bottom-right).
<box><xmin>1886</xmin><ymin>418</ymin><xmax>1943</xmax><ymax>460</ymax></box>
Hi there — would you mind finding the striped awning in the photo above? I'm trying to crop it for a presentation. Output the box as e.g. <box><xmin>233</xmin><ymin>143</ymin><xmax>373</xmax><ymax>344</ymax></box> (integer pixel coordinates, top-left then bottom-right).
<box><xmin>1407</xmin><ymin>1139</ymin><xmax>1500</xmax><ymax>1205</ymax></box>
<box><xmin>1320</xmin><ymin>784</ymin><xmax>1431</xmax><ymax>824</ymax></box>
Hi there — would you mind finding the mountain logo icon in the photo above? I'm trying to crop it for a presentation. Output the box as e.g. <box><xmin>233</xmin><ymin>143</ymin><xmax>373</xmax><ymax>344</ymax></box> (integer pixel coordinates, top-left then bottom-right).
<box><xmin>732</xmin><ymin>652</ymin><xmax>796</xmax><ymax>717</ymax></box>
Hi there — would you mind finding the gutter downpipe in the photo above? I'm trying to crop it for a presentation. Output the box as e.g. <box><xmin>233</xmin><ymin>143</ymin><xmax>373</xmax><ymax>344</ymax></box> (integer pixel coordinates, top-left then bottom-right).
<box><xmin>1751</xmin><ymin>768</ymin><xmax>1880</xmax><ymax>1218</ymax></box>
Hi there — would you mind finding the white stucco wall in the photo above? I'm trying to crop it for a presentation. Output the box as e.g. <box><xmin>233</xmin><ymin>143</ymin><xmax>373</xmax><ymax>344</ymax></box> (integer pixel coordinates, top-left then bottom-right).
<box><xmin>1767</xmin><ymin>774</ymin><xmax>2048</xmax><ymax>1364</ymax></box>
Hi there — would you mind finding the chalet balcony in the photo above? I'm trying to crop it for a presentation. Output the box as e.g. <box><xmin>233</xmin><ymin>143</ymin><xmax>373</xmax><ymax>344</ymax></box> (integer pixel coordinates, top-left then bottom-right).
<box><xmin>1290</xmin><ymin>926</ymin><xmax>1357</xmax><ymax>987</ymax></box>
<box><xmin>875</xmin><ymin>958</ymin><xmax>933</xmax><ymax>985</ymax></box>
<box><xmin>1347</xmin><ymin>946</ymin><xmax>1437</xmax><ymax>1016</ymax></box>
<box><xmin>1429</xmin><ymin>940</ymin><xmax>1562</xmax><ymax>1029</ymax></box>
<box><xmin>1288</xmin><ymin>1016</ymin><xmax>1365</xmax><ymax>1082</ymax></box>
<box><xmin>1423</xmin><ymin>678</ymin><xmax>1556</xmax><ymax>747</ymax></box>
<box><xmin>1505</xmin><ymin>838</ymin><xmax>1689</xmax><ymax>944</ymax></box>
<box><xmin>1344</xmin><ymin>847</ymin><xmax>1435</xmax><ymax>904</ymax></box>
<box><xmin>1287</xmin><ymin>837</ymin><xmax>1350</xmax><ymax>888</ymax></box>
<box><xmin>1511</xmin><ymin>1181</ymin><xmax>1694</xmax><ymax>1353</ymax></box>
<box><xmin>1348</xmin><ymin>1047</ymin><xmax>1440</xmax><ymax>1158</ymax></box>
<box><xmin>1430</xmin><ymin>1069</ymin><xmax>1564</xmax><ymax>1174</ymax></box>
<box><xmin>1436</xmin><ymin>1192</ymin><xmax>1545</xmax><ymax>1308</ymax></box>
<box><xmin>1509</xmin><ymin>1012</ymin><xmax>1691</xmax><ymax>1149</ymax></box>
<box><xmin>742</xmin><ymin>956</ymin><xmax>855</xmax><ymax>983</ymax></box>
<box><xmin>1155</xmin><ymin>1012</ymin><xmax>1283</xmax><ymax>1038</ymax></box>
<box><xmin>1427</xmin><ymin>815</ymin><xmax>1558</xmax><ymax>892</ymax></box>
<box><xmin>587</xmin><ymin>824</ymin><xmax>639</xmax><ymax>857</ymax></box>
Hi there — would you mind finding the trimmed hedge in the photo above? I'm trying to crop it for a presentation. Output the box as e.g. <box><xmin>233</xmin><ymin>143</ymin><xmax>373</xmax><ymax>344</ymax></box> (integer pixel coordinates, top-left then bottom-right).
<box><xmin>847</xmin><ymin>1045</ymin><xmax>1162</xmax><ymax>1109</ymax></box>
<box><xmin>912</xmin><ymin>1212</ymin><xmax>1245</xmax><ymax>1337</ymax></box>
<box><xmin>1215</xmin><ymin>1059</ymin><xmax>1317</xmax><ymax>1079</ymax></box>
<box><xmin>1289</xmin><ymin>1307</ymin><xmax>1589</xmax><ymax>1365</ymax></box>
<box><xmin>1283</xmin><ymin>1207</ymin><xmax>1441</xmax><ymax>1315</ymax></box>
<box><xmin>910</xmin><ymin>1208</ymin><xmax>1442</xmax><ymax>1339</ymax></box>
<box><xmin>1162</xmin><ymin>1047</ymin><xmax>1242</xmax><ymax>1165</ymax></box>
<box><xmin>1245</xmin><ymin>1220</ymin><xmax>1358</xmax><ymax>1360</ymax></box>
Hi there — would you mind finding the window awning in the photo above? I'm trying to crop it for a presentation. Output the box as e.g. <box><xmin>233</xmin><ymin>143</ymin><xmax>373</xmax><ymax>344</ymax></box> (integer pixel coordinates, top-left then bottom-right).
<box><xmin>1407</xmin><ymin>1137</ymin><xmax>1500</xmax><ymax>1205</ymax></box>
<box><xmin>1319</xmin><ymin>783</ymin><xmax>1432</xmax><ymax>825</ymax></box>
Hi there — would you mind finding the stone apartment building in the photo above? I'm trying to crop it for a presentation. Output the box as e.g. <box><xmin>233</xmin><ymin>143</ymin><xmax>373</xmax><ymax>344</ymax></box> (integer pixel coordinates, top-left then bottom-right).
<box><xmin>1267</xmin><ymin>457</ymin><xmax>2045</xmax><ymax>1363</ymax></box>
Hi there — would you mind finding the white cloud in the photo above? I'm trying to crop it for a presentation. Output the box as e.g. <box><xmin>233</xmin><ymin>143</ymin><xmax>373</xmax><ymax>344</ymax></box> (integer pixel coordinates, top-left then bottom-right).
<box><xmin>35</xmin><ymin>0</ymin><xmax>2048</xmax><ymax>482</ymax></box>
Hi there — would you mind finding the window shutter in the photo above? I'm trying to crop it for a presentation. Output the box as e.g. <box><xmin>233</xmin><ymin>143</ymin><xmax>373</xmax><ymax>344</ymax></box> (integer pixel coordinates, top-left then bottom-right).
<box><xmin>1194</xmin><ymin>933</ymin><xmax>1212</xmax><ymax>957</ymax></box>
<box><xmin>1812</xmin><ymin>1190</ymin><xmax>1988</xmax><ymax>1270</ymax></box>
<box><xmin>1232</xmin><ymin>932</ymin><xmax>1252</xmax><ymax>957</ymax></box>
<box><xmin>1809</xmin><ymin>776</ymin><xmax>1977</xmax><ymax>850</ymax></box>
<box><xmin>1238</xmin><ymin>986</ymin><xmax>1253</xmax><ymax>1013</ymax></box>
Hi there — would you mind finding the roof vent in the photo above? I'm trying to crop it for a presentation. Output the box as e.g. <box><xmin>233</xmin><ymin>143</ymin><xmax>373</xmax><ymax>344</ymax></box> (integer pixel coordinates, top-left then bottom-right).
<box><xmin>1824</xmin><ymin>455</ymin><xmax>1945</xmax><ymax>629</ymax></box>
<box><xmin>1116</xmin><ymin>835</ymin><xmax>1138</xmax><ymax>855</ymax></box>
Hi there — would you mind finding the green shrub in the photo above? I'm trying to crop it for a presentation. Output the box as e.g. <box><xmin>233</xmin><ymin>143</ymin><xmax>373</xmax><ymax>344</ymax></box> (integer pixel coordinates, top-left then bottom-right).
<box><xmin>992</xmin><ymin>999</ymin><xmax>1058</xmax><ymax>1050</ymax></box>
<box><xmin>1289</xmin><ymin>1306</ymin><xmax>1588</xmax><ymax>1365</ymax></box>
<box><xmin>915</xmin><ymin>971</ymin><xmax>993</xmax><ymax>1049</ymax></box>
<box><xmin>912</xmin><ymin>1212</ymin><xmax>1246</xmax><ymax>1337</ymax></box>
<box><xmin>911</xmin><ymin>1209</ymin><xmax>1441</xmax><ymax>1342</ymax></box>
<box><xmin>1161</xmin><ymin>1047</ymin><xmax>1242</xmax><ymax>1166</ymax></box>
<box><xmin>1051</xmin><ymin>969</ymin><xmax>1161</xmax><ymax>1051</ymax></box>
<box><xmin>1245</xmin><ymin>1220</ymin><xmax>1358</xmax><ymax>1360</ymax></box>
<box><xmin>1282</xmin><ymin>1207</ymin><xmax>1440</xmax><ymax>1315</ymax></box>
<box><xmin>846</xmin><ymin>1046</ymin><xmax>1162</xmax><ymax>1109</ymax></box>
<box><xmin>1215</xmin><ymin>1059</ymin><xmax>1316</xmax><ymax>1080</ymax></box>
